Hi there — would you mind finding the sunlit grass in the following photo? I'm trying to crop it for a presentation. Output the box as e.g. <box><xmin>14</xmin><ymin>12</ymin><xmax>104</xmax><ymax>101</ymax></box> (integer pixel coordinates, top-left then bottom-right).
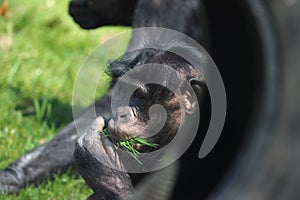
<box><xmin>0</xmin><ymin>0</ymin><xmax>130</xmax><ymax>199</ymax></box>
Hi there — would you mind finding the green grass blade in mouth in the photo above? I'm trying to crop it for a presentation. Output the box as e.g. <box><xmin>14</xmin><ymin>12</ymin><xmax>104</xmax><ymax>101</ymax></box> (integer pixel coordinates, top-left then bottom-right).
<box><xmin>100</xmin><ymin>129</ymin><xmax>158</xmax><ymax>164</ymax></box>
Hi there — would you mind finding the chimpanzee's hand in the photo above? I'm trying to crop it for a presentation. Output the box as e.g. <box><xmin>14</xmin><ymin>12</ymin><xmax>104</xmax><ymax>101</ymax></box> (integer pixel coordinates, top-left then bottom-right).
<box><xmin>74</xmin><ymin>117</ymin><xmax>133</xmax><ymax>200</ymax></box>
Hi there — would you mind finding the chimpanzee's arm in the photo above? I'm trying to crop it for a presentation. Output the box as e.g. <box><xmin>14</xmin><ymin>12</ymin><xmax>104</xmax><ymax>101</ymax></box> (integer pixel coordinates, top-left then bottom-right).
<box><xmin>0</xmin><ymin>94</ymin><xmax>112</xmax><ymax>194</ymax></box>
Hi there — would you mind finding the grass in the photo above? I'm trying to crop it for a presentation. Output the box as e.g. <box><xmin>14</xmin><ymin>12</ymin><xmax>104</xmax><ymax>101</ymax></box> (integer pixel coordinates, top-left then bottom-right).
<box><xmin>0</xmin><ymin>0</ymin><xmax>130</xmax><ymax>199</ymax></box>
<box><xmin>101</xmin><ymin>129</ymin><xmax>158</xmax><ymax>165</ymax></box>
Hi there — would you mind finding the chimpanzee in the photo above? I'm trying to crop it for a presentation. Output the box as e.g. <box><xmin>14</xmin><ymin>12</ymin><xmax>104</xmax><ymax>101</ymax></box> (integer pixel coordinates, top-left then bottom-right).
<box><xmin>0</xmin><ymin>0</ymin><xmax>214</xmax><ymax>199</ymax></box>
<box><xmin>74</xmin><ymin>43</ymin><xmax>208</xmax><ymax>199</ymax></box>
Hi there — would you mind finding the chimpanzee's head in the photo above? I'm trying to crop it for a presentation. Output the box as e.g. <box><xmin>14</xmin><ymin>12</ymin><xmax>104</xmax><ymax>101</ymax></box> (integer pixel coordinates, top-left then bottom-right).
<box><xmin>107</xmin><ymin>47</ymin><xmax>205</xmax><ymax>150</ymax></box>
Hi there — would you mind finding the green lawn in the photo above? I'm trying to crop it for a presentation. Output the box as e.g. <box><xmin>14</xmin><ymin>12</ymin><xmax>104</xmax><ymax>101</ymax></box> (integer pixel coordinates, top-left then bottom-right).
<box><xmin>0</xmin><ymin>0</ymin><xmax>129</xmax><ymax>199</ymax></box>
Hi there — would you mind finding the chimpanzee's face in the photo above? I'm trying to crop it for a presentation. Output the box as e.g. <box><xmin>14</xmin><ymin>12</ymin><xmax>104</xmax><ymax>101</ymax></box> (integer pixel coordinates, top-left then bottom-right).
<box><xmin>108</xmin><ymin>82</ymin><xmax>197</xmax><ymax>149</ymax></box>
<box><xmin>108</xmin><ymin>83</ymin><xmax>177</xmax><ymax>141</ymax></box>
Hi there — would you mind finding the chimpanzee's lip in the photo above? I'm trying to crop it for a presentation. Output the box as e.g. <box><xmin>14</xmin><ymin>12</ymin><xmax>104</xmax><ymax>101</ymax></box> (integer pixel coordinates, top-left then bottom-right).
<box><xmin>108</xmin><ymin>119</ymin><xmax>124</xmax><ymax>141</ymax></box>
<box><xmin>108</xmin><ymin>119</ymin><xmax>137</xmax><ymax>141</ymax></box>
<box><xmin>108</xmin><ymin>119</ymin><xmax>116</xmax><ymax>133</ymax></box>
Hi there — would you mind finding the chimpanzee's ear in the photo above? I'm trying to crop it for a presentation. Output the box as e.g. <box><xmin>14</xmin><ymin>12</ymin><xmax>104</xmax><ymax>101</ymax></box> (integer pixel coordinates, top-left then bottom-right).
<box><xmin>183</xmin><ymin>78</ymin><xmax>207</xmax><ymax>114</ymax></box>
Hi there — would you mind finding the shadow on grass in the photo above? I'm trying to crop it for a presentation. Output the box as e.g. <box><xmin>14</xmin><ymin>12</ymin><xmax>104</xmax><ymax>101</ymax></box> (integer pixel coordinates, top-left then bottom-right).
<box><xmin>15</xmin><ymin>97</ymin><xmax>74</xmax><ymax>130</ymax></box>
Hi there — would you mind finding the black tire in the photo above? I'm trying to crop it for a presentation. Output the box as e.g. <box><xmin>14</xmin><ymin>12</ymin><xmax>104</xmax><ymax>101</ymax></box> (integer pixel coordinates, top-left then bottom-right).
<box><xmin>204</xmin><ymin>0</ymin><xmax>300</xmax><ymax>199</ymax></box>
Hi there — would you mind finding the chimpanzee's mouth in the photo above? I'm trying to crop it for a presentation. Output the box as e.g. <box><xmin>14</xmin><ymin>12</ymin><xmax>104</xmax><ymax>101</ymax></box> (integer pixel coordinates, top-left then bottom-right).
<box><xmin>99</xmin><ymin>119</ymin><xmax>158</xmax><ymax>164</ymax></box>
